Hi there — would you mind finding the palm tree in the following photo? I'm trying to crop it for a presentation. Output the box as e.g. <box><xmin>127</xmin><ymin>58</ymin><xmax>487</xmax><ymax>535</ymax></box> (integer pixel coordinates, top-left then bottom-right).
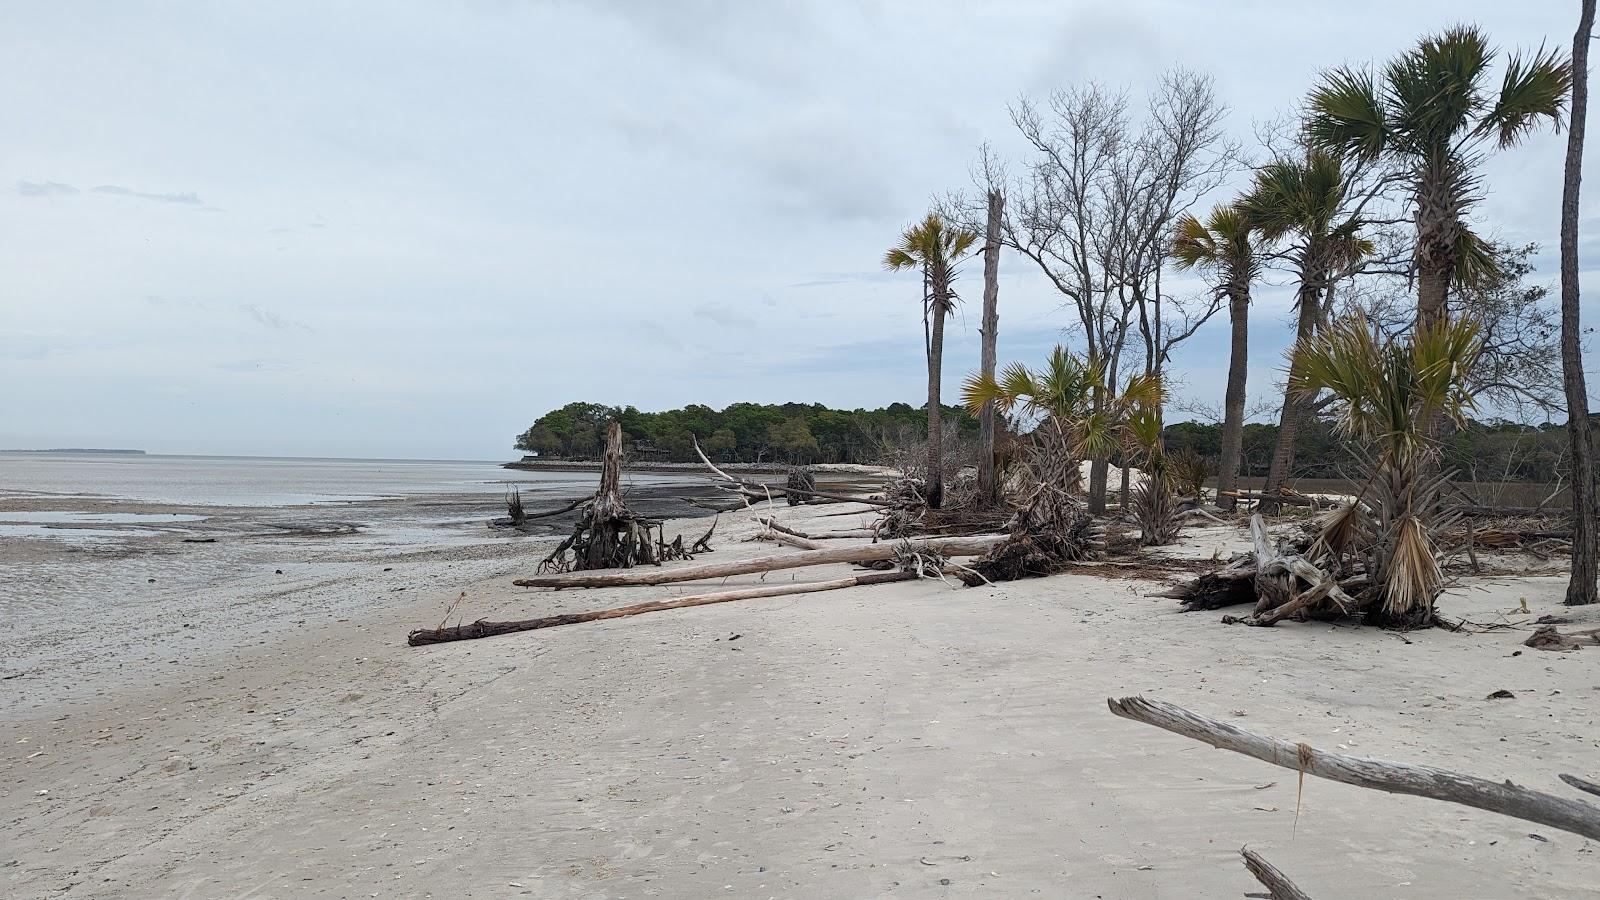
<box><xmin>1562</xmin><ymin>0</ymin><xmax>1597</xmax><ymax>606</ymax></box>
<box><xmin>884</xmin><ymin>212</ymin><xmax>978</xmax><ymax>509</ymax></box>
<box><xmin>960</xmin><ymin>347</ymin><xmax>1164</xmax><ymax>499</ymax></box>
<box><xmin>1306</xmin><ymin>25</ymin><xmax>1571</xmax><ymax>329</ymax></box>
<box><xmin>1238</xmin><ymin>151</ymin><xmax>1374</xmax><ymax>509</ymax></box>
<box><xmin>1171</xmin><ymin>203</ymin><xmax>1261</xmax><ymax>512</ymax></box>
<box><xmin>1292</xmin><ymin>312</ymin><xmax>1483</xmax><ymax>627</ymax></box>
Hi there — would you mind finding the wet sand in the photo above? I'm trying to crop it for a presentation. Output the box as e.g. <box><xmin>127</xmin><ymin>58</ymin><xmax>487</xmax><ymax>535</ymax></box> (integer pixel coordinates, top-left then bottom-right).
<box><xmin>3</xmin><ymin>503</ymin><xmax>1598</xmax><ymax>898</ymax></box>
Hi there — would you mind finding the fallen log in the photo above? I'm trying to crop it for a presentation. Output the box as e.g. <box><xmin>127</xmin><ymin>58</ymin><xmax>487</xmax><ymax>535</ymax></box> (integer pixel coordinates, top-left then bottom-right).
<box><xmin>759</xmin><ymin>529</ymin><xmax>823</xmax><ymax>551</ymax></box>
<box><xmin>1240</xmin><ymin>849</ymin><xmax>1312</xmax><ymax>900</ymax></box>
<box><xmin>513</xmin><ymin>535</ymin><xmax>1005</xmax><ymax>589</ymax></box>
<box><xmin>1107</xmin><ymin>695</ymin><xmax>1600</xmax><ymax>842</ymax></box>
<box><xmin>1562</xmin><ymin>774</ymin><xmax>1600</xmax><ymax>799</ymax></box>
<box><xmin>409</xmin><ymin>572</ymin><xmax>915</xmax><ymax>646</ymax></box>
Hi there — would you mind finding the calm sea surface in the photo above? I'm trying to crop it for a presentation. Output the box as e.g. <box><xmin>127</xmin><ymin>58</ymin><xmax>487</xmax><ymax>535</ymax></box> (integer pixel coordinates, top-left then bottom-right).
<box><xmin>0</xmin><ymin>452</ymin><xmax>662</xmax><ymax>507</ymax></box>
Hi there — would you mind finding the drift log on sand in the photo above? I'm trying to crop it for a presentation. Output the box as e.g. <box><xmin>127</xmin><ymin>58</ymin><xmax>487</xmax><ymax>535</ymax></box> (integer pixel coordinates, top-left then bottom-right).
<box><xmin>409</xmin><ymin>572</ymin><xmax>915</xmax><ymax>646</ymax></box>
<box><xmin>513</xmin><ymin>535</ymin><xmax>1004</xmax><ymax>589</ymax></box>
<box><xmin>1107</xmin><ymin>695</ymin><xmax>1600</xmax><ymax>842</ymax></box>
<box><xmin>1240</xmin><ymin>849</ymin><xmax>1312</xmax><ymax>900</ymax></box>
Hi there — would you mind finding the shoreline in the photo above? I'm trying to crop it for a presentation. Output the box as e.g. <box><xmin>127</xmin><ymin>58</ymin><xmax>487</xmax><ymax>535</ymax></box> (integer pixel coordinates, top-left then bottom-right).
<box><xmin>4</xmin><ymin>502</ymin><xmax>1596</xmax><ymax>897</ymax></box>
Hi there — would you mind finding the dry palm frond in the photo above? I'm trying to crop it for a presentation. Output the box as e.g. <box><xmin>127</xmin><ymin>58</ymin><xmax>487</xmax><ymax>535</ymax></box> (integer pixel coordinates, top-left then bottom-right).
<box><xmin>1382</xmin><ymin>514</ymin><xmax>1443</xmax><ymax>622</ymax></box>
<box><xmin>1308</xmin><ymin>500</ymin><xmax>1368</xmax><ymax>565</ymax></box>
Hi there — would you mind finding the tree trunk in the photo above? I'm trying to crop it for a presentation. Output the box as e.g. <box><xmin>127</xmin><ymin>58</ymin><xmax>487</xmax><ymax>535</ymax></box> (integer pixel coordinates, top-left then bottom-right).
<box><xmin>926</xmin><ymin>288</ymin><xmax>947</xmax><ymax>510</ymax></box>
<box><xmin>1107</xmin><ymin>695</ymin><xmax>1600</xmax><ymax>843</ymax></box>
<box><xmin>1261</xmin><ymin>282</ymin><xmax>1321</xmax><ymax>512</ymax></box>
<box><xmin>1088</xmin><ymin>457</ymin><xmax>1109</xmax><ymax>515</ymax></box>
<box><xmin>1564</xmin><ymin>0</ymin><xmax>1598</xmax><ymax>606</ymax></box>
<box><xmin>512</xmin><ymin>534</ymin><xmax>1004</xmax><ymax>588</ymax></box>
<box><xmin>410</xmin><ymin>572</ymin><xmax>916</xmax><ymax>646</ymax></box>
<box><xmin>977</xmin><ymin>189</ymin><xmax>1003</xmax><ymax>506</ymax></box>
<box><xmin>1216</xmin><ymin>286</ymin><xmax>1250</xmax><ymax>511</ymax></box>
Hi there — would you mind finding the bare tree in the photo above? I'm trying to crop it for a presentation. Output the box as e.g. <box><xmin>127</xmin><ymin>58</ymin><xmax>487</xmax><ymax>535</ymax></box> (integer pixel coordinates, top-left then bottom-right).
<box><xmin>978</xmin><ymin>187</ymin><xmax>1004</xmax><ymax>505</ymax></box>
<box><xmin>999</xmin><ymin>70</ymin><xmax>1237</xmax><ymax>512</ymax></box>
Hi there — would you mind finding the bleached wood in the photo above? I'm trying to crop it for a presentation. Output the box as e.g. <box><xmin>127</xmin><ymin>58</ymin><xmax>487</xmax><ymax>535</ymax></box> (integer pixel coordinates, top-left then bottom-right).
<box><xmin>1106</xmin><ymin>696</ymin><xmax>1600</xmax><ymax>842</ymax></box>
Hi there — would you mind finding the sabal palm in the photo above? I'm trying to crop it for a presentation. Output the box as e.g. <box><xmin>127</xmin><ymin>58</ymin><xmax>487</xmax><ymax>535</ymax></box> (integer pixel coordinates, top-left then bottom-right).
<box><xmin>1307</xmin><ymin>25</ymin><xmax>1570</xmax><ymax>327</ymax></box>
<box><xmin>1239</xmin><ymin>151</ymin><xmax>1375</xmax><ymax>506</ymax></box>
<box><xmin>884</xmin><ymin>212</ymin><xmax>978</xmax><ymax>509</ymax></box>
<box><xmin>961</xmin><ymin>346</ymin><xmax>1164</xmax><ymax>489</ymax></box>
<box><xmin>1292</xmin><ymin>312</ymin><xmax>1483</xmax><ymax>624</ymax></box>
<box><xmin>1171</xmin><ymin>203</ymin><xmax>1260</xmax><ymax>511</ymax></box>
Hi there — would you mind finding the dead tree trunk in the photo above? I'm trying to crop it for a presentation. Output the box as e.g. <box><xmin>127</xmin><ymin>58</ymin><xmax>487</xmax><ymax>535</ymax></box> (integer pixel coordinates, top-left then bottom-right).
<box><xmin>409</xmin><ymin>572</ymin><xmax>915</xmax><ymax>646</ymax></box>
<box><xmin>514</xmin><ymin>534</ymin><xmax>1003</xmax><ymax>589</ymax></box>
<box><xmin>537</xmin><ymin>422</ymin><xmax>674</xmax><ymax>573</ymax></box>
<box><xmin>1106</xmin><ymin>695</ymin><xmax>1600</xmax><ymax>842</ymax></box>
<box><xmin>1240</xmin><ymin>850</ymin><xmax>1312</xmax><ymax>900</ymax></box>
<box><xmin>977</xmin><ymin>188</ymin><xmax>1003</xmax><ymax>506</ymax></box>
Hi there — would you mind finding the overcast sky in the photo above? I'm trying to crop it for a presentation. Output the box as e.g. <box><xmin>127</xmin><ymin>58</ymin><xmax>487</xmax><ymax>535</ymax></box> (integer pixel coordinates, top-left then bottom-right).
<box><xmin>4</xmin><ymin>1</ymin><xmax>1596</xmax><ymax>460</ymax></box>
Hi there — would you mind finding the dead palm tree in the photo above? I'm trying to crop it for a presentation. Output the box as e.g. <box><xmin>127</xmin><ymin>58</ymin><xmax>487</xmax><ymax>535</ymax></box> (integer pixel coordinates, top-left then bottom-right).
<box><xmin>1306</xmin><ymin>25</ymin><xmax>1571</xmax><ymax>329</ymax></box>
<box><xmin>885</xmin><ymin>212</ymin><xmax>978</xmax><ymax>509</ymax></box>
<box><xmin>1171</xmin><ymin>203</ymin><xmax>1261</xmax><ymax>512</ymax></box>
<box><xmin>1292</xmin><ymin>312</ymin><xmax>1484</xmax><ymax>627</ymax></box>
<box><xmin>1239</xmin><ymin>151</ymin><xmax>1375</xmax><ymax>510</ymax></box>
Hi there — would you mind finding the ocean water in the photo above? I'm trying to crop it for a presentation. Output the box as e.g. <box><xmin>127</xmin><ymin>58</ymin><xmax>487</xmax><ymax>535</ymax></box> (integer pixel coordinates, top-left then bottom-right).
<box><xmin>0</xmin><ymin>452</ymin><xmax>662</xmax><ymax>507</ymax></box>
<box><xmin>0</xmin><ymin>453</ymin><xmax>713</xmax><ymax>710</ymax></box>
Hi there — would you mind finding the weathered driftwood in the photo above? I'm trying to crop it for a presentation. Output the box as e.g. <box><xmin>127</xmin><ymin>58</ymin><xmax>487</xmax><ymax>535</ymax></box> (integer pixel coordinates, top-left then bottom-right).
<box><xmin>409</xmin><ymin>572</ymin><xmax>915</xmax><ymax>646</ymax></box>
<box><xmin>1240</xmin><ymin>849</ymin><xmax>1312</xmax><ymax>900</ymax></box>
<box><xmin>513</xmin><ymin>534</ymin><xmax>1005</xmax><ymax>589</ymax></box>
<box><xmin>1560</xmin><ymin>773</ymin><xmax>1600</xmax><ymax>798</ymax></box>
<box><xmin>1106</xmin><ymin>695</ymin><xmax>1600</xmax><ymax>842</ymax></box>
<box><xmin>693</xmin><ymin>437</ymin><xmax>895</xmax><ymax>508</ymax></box>
<box><xmin>1524</xmin><ymin>625</ymin><xmax>1600</xmax><ymax>651</ymax></box>
<box><xmin>1167</xmin><ymin>515</ymin><xmax>1362</xmax><ymax>624</ymax></box>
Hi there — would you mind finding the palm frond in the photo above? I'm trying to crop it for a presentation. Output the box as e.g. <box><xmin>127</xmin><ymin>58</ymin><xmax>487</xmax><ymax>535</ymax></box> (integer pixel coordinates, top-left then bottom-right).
<box><xmin>1479</xmin><ymin>44</ymin><xmax>1572</xmax><ymax>148</ymax></box>
<box><xmin>1306</xmin><ymin>67</ymin><xmax>1387</xmax><ymax>161</ymax></box>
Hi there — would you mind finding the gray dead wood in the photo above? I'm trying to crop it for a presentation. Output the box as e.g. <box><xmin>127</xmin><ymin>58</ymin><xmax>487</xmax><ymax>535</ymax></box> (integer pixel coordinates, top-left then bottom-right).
<box><xmin>409</xmin><ymin>572</ymin><xmax>915</xmax><ymax>646</ymax></box>
<box><xmin>513</xmin><ymin>535</ymin><xmax>1004</xmax><ymax>588</ymax></box>
<box><xmin>1240</xmin><ymin>849</ymin><xmax>1312</xmax><ymax>900</ymax></box>
<box><xmin>1106</xmin><ymin>696</ymin><xmax>1600</xmax><ymax>842</ymax></box>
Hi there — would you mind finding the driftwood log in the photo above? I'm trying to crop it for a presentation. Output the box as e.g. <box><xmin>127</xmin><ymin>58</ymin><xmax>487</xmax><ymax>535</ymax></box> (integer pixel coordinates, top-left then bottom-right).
<box><xmin>513</xmin><ymin>535</ymin><xmax>1004</xmax><ymax>589</ymax></box>
<box><xmin>1240</xmin><ymin>849</ymin><xmax>1312</xmax><ymax>900</ymax></box>
<box><xmin>409</xmin><ymin>572</ymin><xmax>915</xmax><ymax>646</ymax></box>
<box><xmin>1107</xmin><ymin>695</ymin><xmax>1600</xmax><ymax>842</ymax></box>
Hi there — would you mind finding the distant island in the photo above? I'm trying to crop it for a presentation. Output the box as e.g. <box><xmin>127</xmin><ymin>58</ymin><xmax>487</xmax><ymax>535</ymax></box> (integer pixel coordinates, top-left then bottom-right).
<box><xmin>1</xmin><ymin>448</ymin><xmax>146</xmax><ymax>455</ymax></box>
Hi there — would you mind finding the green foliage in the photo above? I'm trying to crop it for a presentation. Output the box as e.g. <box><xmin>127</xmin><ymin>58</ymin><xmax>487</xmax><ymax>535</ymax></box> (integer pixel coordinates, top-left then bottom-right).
<box><xmin>514</xmin><ymin>401</ymin><xmax>979</xmax><ymax>464</ymax></box>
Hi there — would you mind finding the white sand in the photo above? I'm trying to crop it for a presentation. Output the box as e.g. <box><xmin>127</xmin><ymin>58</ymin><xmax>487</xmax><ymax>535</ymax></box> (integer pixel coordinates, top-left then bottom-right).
<box><xmin>4</xmin><ymin>504</ymin><xmax>1598</xmax><ymax>898</ymax></box>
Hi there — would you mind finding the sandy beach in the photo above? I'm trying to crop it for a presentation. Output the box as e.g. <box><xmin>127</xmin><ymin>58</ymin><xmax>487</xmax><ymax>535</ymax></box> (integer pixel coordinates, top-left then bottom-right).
<box><xmin>4</xmin><ymin>501</ymin><xmax>1597</xmax><ymax>899</ymax></box>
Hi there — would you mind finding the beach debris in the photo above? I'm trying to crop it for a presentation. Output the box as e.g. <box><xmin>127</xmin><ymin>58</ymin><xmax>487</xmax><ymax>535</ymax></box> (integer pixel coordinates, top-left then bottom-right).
<box><xmin>958</xmin><ymin>469</ymin><xmax>1098</xmax><ymax>585</ymax></box>
<box><xmin>1240</xmin><ymin>848</ymin><xmax>1312</xmax><ymax>900</ymax></box>
<box><xmin>1523</xmin><ymin>625</ymin><xmax>1600</xmax><ymax>651</ymax></box>
<box><xmin>692</xmin><ymin>435</ymin><xmax>897</xmax><ymax>507</ymax></box>
<box><xmin>785</xmin><ymin>467</ymin><xmax>816</xmax><ymax>507</ymax></box>
<box><xmin>513</xmin><ymin>534</ymin><xmax>1004</xmax><ymax>589</ymax></box>
<box><xmin>1106</xmin><ymin>695</ymin><xmax>1600</xmax><ymax>842</ymax></box>
<box><xmin>536</xmin><ymin>423</ymin><xmax>713</xmax><ymax>573</ymax></box>
<box><xmin>408</xmin><ymin>572</ymin><xmax>918</xmax><ymax>646</ymax></box>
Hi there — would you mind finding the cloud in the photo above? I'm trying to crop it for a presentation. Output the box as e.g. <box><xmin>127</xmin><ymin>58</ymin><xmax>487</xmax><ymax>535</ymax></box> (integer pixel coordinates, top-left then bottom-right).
<box><xmin>691</xmin><ymin>301</ymin><xmax>758</xmax><ymax>330</ymax></box>
<box><xmin>213</xmin><ymin>358</ymin><xmax>292</xmax><ymax>373</ymax></box>
<box><xmin>239</xmin><ymin>304</ymin><xmax>313</xmax><ymax>333</ymax></box>
<box><xmin>90</xmin><ymin>184</ymin><xmax>203</xmax><ymax>205</ymax></box>
<box><xmin>16</xmin><ymin>180</ymin><xmax>79</xmax><ymax>196</ymax></box>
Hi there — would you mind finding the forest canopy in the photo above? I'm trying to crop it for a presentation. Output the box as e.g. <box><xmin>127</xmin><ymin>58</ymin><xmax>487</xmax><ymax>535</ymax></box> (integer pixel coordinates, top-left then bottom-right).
<box><xmin>515</xmin><ymin>400</ymin><xmax>1569</xmax><ymax>482</ymax></box>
